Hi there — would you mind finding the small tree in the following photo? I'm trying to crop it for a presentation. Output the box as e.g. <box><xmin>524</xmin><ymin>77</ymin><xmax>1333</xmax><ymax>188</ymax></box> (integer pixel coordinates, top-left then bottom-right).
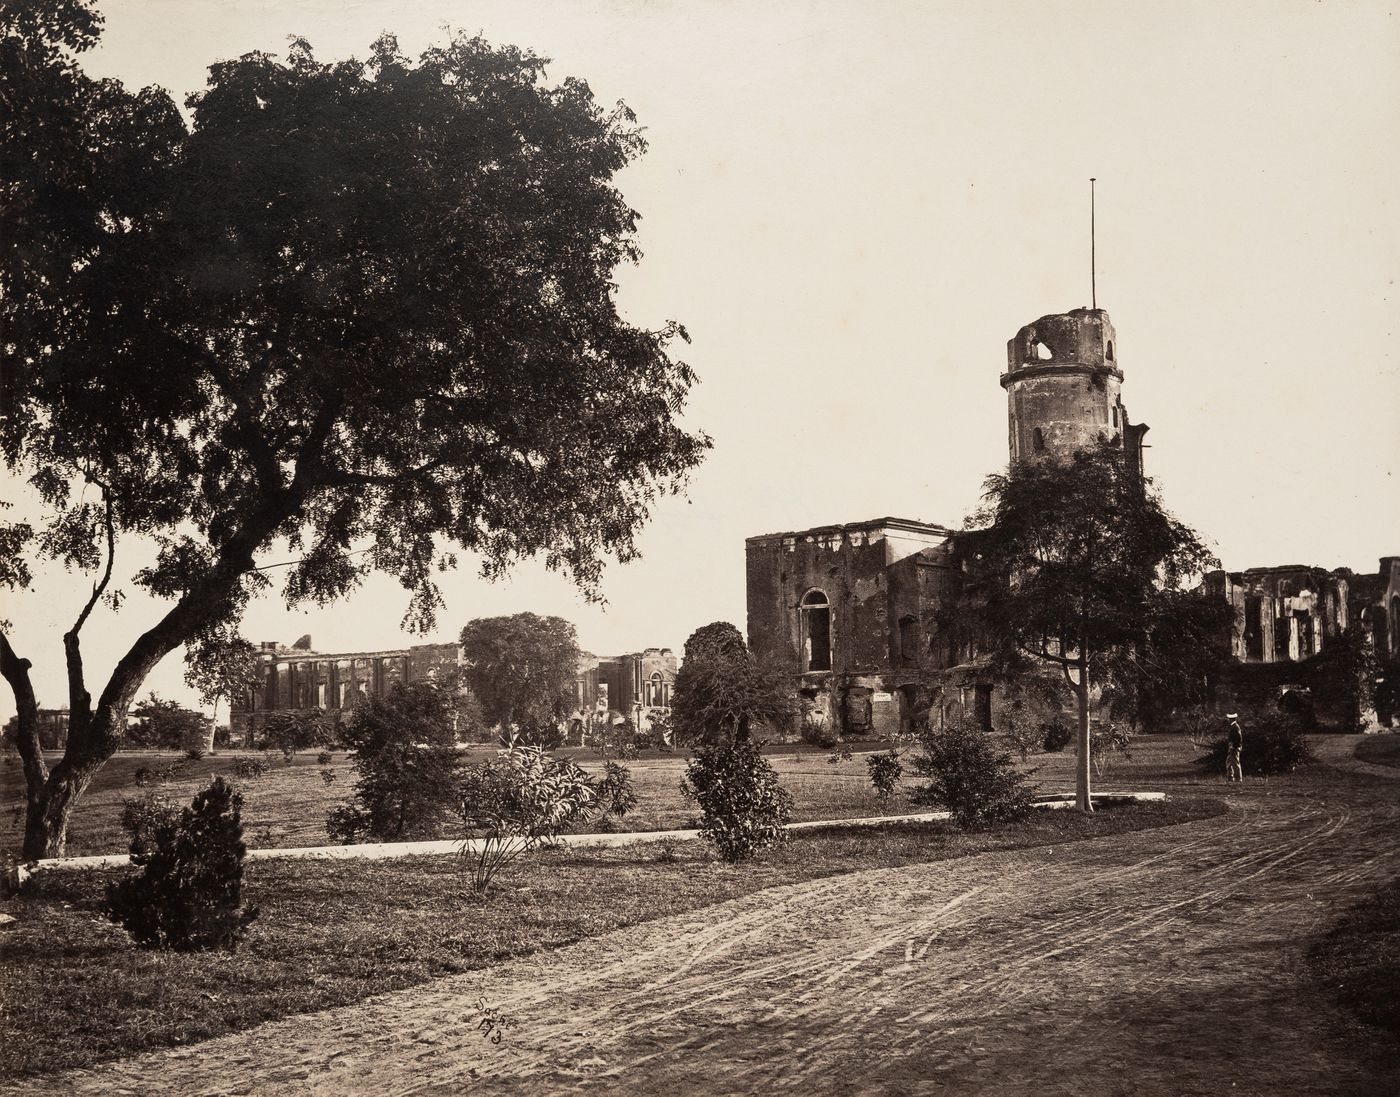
<box><xmin>593</xmin><ymin>760</ymin><xmax>638</xmax><ymax>819</ymax></box>
<box><xmin>671</xmin><ymin>621</ymin><xmax>796</xmax><ymax>745</ymax></box>
<box><xmin>866</xmin><ymin>749</ymin><xmax>904</xmax><ymax>807</ymax></box>
<box><xmin>326</xmin><ymin>682</ymin><xmax>461</xmax><ymax>842</ymax></box>
<box><xmin>953</xmin><ymin>443</ymin><xmax>1216</xmax><ymax>812</ymax></box>
<box><xmin>257</xmin><ymin>709</ymin><xmax>334</xmax><ymax>760</ymax></box>
<box><xmin>459</xmin><ymin>614</ymin><xmax>580</xmax><ymax>746</ymax></box>
<box><xmin>105</xmin><ymin>776</ymin><xmax>259</xmax><ymax>951</ymax></box>
<box><xmin>183</xmin><ymin>632</ymin><xmax>263</xmax><ymax>747</ymax></box>
<box><xmin>682</xmin><ymin>740</ymin><xmax>793</xmax><ymax>863</ymax></box>
<box><xmin>458</xmin><ymin>746</ymin><xmax>597</xmax><ymax>892</ymax></box>
<box><xmin>125</xmin><ymin>694</ymin><xmax>213</xmax><ymax>752</ymax></box>
<box><xmin>909</xmin><ymin>714</ymin><xmax>1033</xmax><ymax>830</ymax></box>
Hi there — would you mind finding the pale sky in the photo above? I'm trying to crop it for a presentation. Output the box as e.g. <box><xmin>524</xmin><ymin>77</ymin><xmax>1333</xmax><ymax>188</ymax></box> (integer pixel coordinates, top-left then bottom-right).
<box><xmin>3</xmin><ymin>0</ymin><xmax>1398</xmax><ymax>723</ymax></box>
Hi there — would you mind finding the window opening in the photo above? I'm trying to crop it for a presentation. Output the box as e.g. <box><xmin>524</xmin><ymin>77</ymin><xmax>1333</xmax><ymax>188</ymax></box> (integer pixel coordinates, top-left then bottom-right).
<box><xmin>1032</xmin><ymin>427</ymin><xmax>1045</xmax><ymax>453</ymax></box>
<box><xmin>801</xmin><ymin>590</ymin><xmax>832</xmax><ymax>672</ymax></box>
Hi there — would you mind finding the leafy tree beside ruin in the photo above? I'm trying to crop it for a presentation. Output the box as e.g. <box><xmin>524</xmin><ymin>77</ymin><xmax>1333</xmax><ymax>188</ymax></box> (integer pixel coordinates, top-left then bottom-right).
<box><xmin>954</xmin><ymin>443</ymin><xmax>1216</xmax><ymax>812</ymax></box>
<box><xmin>458</xmin><ymin>613</ymin><xmax>581</xmax><ymax>746</ymax></box>
<box><xmin>0</xmin><ymin>3</ymin><xmax>707</xmax><ymax>857</ymax></box>
<box><xmin>671</xmin><ymin>621</ymin><xmax>796</xmax><ymax>745</ymax></box>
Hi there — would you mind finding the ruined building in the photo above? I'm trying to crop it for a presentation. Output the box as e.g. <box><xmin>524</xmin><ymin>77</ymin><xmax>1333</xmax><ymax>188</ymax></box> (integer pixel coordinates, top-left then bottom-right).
<box><xmin>746</xmin><ymin>306</ymin><xmax>1397</xmax><ymax>738</ymax></box>
<box><xmin>747</xmin><ymin>308</ymin><xmax>1144</xmax><ymax>739</ymax></box>
<box><xmin>230</xmin><ymin>635</ymin><xmax>676</xmax><ymax>744</ymax></box>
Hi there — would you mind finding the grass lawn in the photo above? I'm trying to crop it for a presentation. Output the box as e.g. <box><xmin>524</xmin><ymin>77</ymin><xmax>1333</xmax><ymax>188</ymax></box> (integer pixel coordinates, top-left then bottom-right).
<box><xmin>1</xmin><ymin>734</ymin><xmax>1216</xmax><ymax>858</ymax></box>
<box><xmin>1354</xmin><ymin>733</ymin><xmax>1400</xmax><ymax>769</ymax></box>
<box><xmin>0</xmin><ymin>793</ymin><xmax>1225</xmax><ymax>1079</ymax></box>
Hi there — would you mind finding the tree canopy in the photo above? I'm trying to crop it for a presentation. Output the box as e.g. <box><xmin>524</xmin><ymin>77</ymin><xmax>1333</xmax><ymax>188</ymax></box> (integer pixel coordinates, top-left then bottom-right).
<box><xmin>955</xmin><ymin>443</ymin><xmax>1216</xmax><ymax>810</ymax></box>
<box><xmin>458</xmin><ymin>613</ymin><xmax>581</xmax><ymax>744</ymax></box>
<box><xmin>671</xmin><ymin>621</ymin><xmax>795</xmax><ymax>745</ymax></box>
<box><xmin>0</xmin><ymin>2</ymin><xmax>707</xmax><ymax>856</ymax></box>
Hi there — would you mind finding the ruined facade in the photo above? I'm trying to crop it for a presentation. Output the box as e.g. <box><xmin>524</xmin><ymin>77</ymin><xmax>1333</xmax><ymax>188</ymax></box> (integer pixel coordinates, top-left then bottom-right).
<box><xmin>568</xmin><ymin>648</ymin><xmax>678</xmax><ymax>740</ymax></box>
<box><xmin>230</xmin><ymin>635</ymin><xmax>677</xmax><ymax>744</ymax></box>
<box><xmin>229</xmin><ymin>636</ymin><xmax>461</xmax><ymax>743</ymax></box>
<box><xmin>1204</xmin><ymin>566</ymin><xmax>1349</xmax><ymax>665</ymax></box>
<box><xmin>746</xmin><ymin>518</ymin><xmax>959</xmax><ymax>739</ymax></box>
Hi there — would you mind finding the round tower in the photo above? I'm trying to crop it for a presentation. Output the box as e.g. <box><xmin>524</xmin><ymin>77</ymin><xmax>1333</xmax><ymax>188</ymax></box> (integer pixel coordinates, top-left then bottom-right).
<box><xmin>1001</xmin><ymin>307</ymin><xmax>1139</xmax><ymax>465</ymax></box>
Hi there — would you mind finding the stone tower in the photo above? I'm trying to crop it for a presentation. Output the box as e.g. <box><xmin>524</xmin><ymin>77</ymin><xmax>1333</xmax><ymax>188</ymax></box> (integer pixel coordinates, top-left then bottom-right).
<box><xmin>1000</xmin><ymin>307</ymin><xmax>1147</xmax><ymax>476</ymax></box>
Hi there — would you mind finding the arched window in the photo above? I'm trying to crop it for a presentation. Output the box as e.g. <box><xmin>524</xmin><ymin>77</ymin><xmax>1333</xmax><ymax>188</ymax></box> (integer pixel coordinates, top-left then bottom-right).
<box><xmin>801</xmin><ymin>589</ymin><xmax>831</xmax><ymax>672</ymax></box>
<box><xmin>1032</xmin><ymin>427</ymin><xmax>1045</xmax><ymax>453</ymax></box>
<box><xmin>1105</xmin><ymin>340</ymin><xmax>1114</xmax><ymax>361</ymax></box>
<box><xmin>648</xmin><ymin>671</ymin><xmax>663</xmax><ymax>707</ymax></box>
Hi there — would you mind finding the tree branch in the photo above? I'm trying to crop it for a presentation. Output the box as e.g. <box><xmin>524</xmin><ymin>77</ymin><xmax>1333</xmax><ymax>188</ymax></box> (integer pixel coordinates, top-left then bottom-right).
<box><xmin>0</xmin><ymin>631</ymin><xmax>48</xmax><ymax>792</ymax></box>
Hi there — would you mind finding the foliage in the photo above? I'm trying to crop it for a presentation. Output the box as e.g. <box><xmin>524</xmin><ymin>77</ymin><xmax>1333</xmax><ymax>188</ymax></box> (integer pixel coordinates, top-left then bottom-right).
<box><xmin>325</xmin><ymin>683</ymin><xmax>462</xmax><ymax>843</ymax></box>
<box><xmin>125</xmin><ymin>695</ymin><xmax>213</xmax><ymax>751</ymax></box>
<box><xmin>458</xmin><ymin>746</ymin><xmax>597</xmax><ymax>892</ymax></box>
<box><xmin>593</xmin><ymin>761</ymin><xmax>638</xmax><ymax>819</ymax></box>
<box><xmin>909</xmin><ymin>715</ymin><xmax>1034</xmax><ymax>830</ymax></box>
<box><xmin>116</xmin><ymin>792</ymin><xmax>178</xmax><ymax>857</ymax></box>
<box><xmin>955</xmin><ymin>442</ymin><xmax>1216</xmax><ymax>810</ymax></box>
<box><xmin>104</xmin><ymin>777</ymin><xmax>259</xmax><ymax>951</ymax></box>
<box><xmin>183</xmin><ymin>632</ymin><xmax>262</xmax><ymax>723</ymax></box>
<box><xmin>0</xmin><ymin>8</ymin><xmax>707</xmax><ymax>858</ymax></box>
<box><xmin>587</xmin><ymin>713</ymin><xmax>641</xmax><ymax>759</ymax></box>
<box><xmin>230</xmin><ymin>756</ymin><xmax>270</xmax><ymax>781</ymax></box>
<box><xmin>866</xmin><ymin>749</ymin><xmax>904</xmax><ymax>806</ymax></box>
<box><xmin>1195</xmin><ymin>715</ymin><xmax>1315</xmax><ymax>777</ymax></box>
<box><xmin>800</xmin><ymin>711</ymin><xmax>839</xmax><ymax>748</ymax></box>
<box><xmin>1040</xmin><ymin>720</ymin><xmax>1073</xmax><ymax>753</ymax></box>
<box><xmin>1089</xmin><ymin>722</ymin><xmax>1133</xmax><ymax>777</ymax></box>
<box><xmin>672</xmin><ymin>621</ymin><xmax>796</xmax><ymax>745</ymax></box>
<box><xmin>681</xmin><ymin>740</ymin><xmax>794</xmax><ymax>863</ymax></box>
<box><xmin>1309</xmin><ymin>627</ymin><xmax>1380</xmax><ymax>732</ymax></box>
<box><xmin>256</xmin><ymin>710</ymin><xmax>335</xmax><ymax>760</ymax></box>
<box><xmin>459</xmin><ymin>614</ymin><xmax>580</xmax><ymax>746</ymax></box>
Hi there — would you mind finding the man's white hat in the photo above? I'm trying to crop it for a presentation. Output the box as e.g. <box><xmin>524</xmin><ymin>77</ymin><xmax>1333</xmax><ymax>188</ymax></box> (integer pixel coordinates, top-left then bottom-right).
<box><xmin>1225</xmin><ymin>712</ymin><xmax>1239</xmax><ymax>720</ymax></box>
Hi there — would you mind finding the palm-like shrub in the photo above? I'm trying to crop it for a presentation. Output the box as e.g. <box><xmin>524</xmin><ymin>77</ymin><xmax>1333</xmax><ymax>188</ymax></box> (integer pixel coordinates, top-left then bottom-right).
<box><xmin>458</xmin><ymin>746</ymin><xmax>597</xmax><ymax>893</ymax></box>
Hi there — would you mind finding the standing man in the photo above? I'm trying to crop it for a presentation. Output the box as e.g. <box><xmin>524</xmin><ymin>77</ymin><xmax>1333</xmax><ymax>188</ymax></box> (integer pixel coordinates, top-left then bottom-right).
<box><xmin>1225</xmin><ymin>713</ymin><xmax>1244</xmax><ymax>783</ymax></box>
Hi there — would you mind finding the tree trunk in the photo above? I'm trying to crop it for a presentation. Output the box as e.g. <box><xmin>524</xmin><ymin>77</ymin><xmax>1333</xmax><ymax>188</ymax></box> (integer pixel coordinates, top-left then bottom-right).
<box><xmin>1076</xmin><ymin>661</ymin><xmax>1094</xmax><ymax>814</ymax></box>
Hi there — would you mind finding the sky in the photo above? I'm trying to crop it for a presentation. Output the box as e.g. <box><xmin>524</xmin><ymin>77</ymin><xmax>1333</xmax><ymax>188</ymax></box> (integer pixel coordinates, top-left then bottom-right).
<box><xmin>3</xmin><ymin>0</ymin><xmax>1398</xmax><ymax>723</ymax></box>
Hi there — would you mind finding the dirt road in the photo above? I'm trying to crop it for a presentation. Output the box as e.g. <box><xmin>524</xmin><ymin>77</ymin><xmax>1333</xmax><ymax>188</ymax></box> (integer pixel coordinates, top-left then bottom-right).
<box><xmin>18</xmin><ymin>738</ymin><xmax>1400</xmax><ymax>1096</ymax></box>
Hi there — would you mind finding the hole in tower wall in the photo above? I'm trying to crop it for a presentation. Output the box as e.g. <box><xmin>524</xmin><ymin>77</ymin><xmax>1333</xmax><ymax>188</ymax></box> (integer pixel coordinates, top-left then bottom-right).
<box><xmin>1034</xmin><ymin>342</ymin><xmax>1053</xmax><ymax>361</ymax></box>
<box><xmin>1106</xmin><ymin>340</ymin><xmax>1114</xmax><ymax>361</ymax></box>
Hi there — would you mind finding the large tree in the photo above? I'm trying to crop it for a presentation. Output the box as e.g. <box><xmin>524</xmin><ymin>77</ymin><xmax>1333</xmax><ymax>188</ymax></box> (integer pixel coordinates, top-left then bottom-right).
<box><xmin>0</xmin><ymin>5</ymin><xmax>707</xmax><ymax>857</ymax></box>
<box><xmin>458</xmin><ymin>613</ymin><xmax>581</xmax><ymax>745</ymax></box>
<box><xmin>957</xmin><ymin>443</ymin><xmax>1215</xmax><ymax>812</ymax></box>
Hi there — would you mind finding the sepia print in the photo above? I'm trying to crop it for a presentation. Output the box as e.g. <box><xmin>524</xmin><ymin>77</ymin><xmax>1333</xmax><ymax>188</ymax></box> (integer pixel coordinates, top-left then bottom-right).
<box><xmin>2</xmin><ymin>1</ymin><xmax>1398</xmax><ymax>1093</ymax></box>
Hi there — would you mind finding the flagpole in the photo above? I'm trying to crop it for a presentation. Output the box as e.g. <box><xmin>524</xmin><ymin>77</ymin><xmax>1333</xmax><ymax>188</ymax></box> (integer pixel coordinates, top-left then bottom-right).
<box><xmin>1090</xmin><ymin>177</ymin><xmax>1097</xmax><ymax>310</ymax></box>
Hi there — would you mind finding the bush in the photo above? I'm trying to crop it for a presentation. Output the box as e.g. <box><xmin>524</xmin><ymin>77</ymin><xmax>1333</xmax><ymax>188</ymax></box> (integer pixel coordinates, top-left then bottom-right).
<box><xmin>326</xmin><ymin>682</ymin><xmax>463</xmax><ymax>843</ymax></box>
<box><xmin>104</xmin><ymin>777</ymin><xmax>259</xmax><ymax>951</ymax></box>
<box><xmin>230</xmin><ymin>756</ymin><xmax>270</xmax><ymax>780</ymax></box>
<box><xmin>909</xmin><ymin>716</ymin><xmax>1034</xmax><ymax>830</ymax></box>
<box><xmin>867</xmin><ymin>749</ymin><xmax>903</xmax><ymax>806</ymax></box>
<box><xmin>594</xmin><ymin>761</ymin><xmax>638</xmax><ymax>819</ymax></box>
<box><xmin>1196</xmin><ymin>715</ymin><xmax>1314</xmax><ymax>777</ymax></box>
<box><xmin>1090</xmin><ymin>722</ymin><xmax>1133</xmax><ymax>777</ymax></box>
<box><xmin>116</xmin><ymin>793</ymin><xmax>179</xmax><ymax>857</ymax></box>
<box><xmin>800</xmin><ymin>715</ymin><xmax>838</xmax><ymax>749</ymax></box>
<box><xmin>459</xmin><ymin>746</ymin><xmax>598</xmax><ymax>892</ymax></box>
<box><xmin>258</xmin><ymin>710</ymin><xmax>334</xmax><ymax>761</ymax></box>
<box><xmin>681</xmin><ymin>740</ymin><xmax>793</xmax><ymax>863</ymax></box>
<box><xmin>1041</xmin><ymin>720</ymin><xmax>1073</xmax><ymax>753</ymax></box>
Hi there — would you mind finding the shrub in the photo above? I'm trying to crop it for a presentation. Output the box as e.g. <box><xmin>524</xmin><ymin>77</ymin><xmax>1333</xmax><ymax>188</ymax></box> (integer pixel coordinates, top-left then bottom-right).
<box><xmin>594</xmin><ymin>761</ymin><xmax>638</xmax><ymax>819</ymax></box>
<box><xmin>104</xmin><ymin>777</ymin><xmax>259</xmax><ymax>951</ymax></box>
<box><xmin>867</xmin><ymin>749</ymin><xmax>904</xmax><ymax>806</ymax></box>
<box><xmin>800</xmin><ymin>716</ymin><xmax>838</xmax><ymax>749</ymax></box>
<box><xmin>909</xmin><ymin>716</ymin><xmax>1033</xmax><ymax>830</ymax></box>
<box><xmin>315</xmin><ymin>750</ymin><xmax>334</xmax><ymax>766</ymax></box>
<box><xmin>1040</xmin><ymin>720</ymin><xmax>1073</xmax><ymax>753</ymax></box>
<box><xmin>230</xmin><ymin>756</ymin><xmax>270</xmax><ymax>781</ymax></box>
<box><xmin>1090</xmin><ymin>722</ymin><xmax>1133</xmax><ymax>777</ymax></box>
<box><xmin>326</xmin><ymin>682</ymin><xmax>463</xmax><ymax>843</ymax></box>
<box><xmin>116</xmin><ymin>792</ymin><xmax>179</xmax><ymax>857</ymax></box>
<box><xmin>1195</xmin><ymin>714</ymin><xmax>1314</xmax><ymax>777</ymax></box>
<box><xmin>681</xmin><ymin>740</ymin><xmax>793</xmax><ymax>863</ymax></box>
<box><xmin>258</xmin><ymin>710</ymin><xmax>334</xmax><ymax>761</ymax></box>
<box><xmin>587</xmin><ymin>715</ymin><xmax>639</xmax><ymax>760</ymax></box>
<box><xmin>458</xmin><ymin>746</ymin><xmax>598</xmax><ymax>893</ymax></box>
